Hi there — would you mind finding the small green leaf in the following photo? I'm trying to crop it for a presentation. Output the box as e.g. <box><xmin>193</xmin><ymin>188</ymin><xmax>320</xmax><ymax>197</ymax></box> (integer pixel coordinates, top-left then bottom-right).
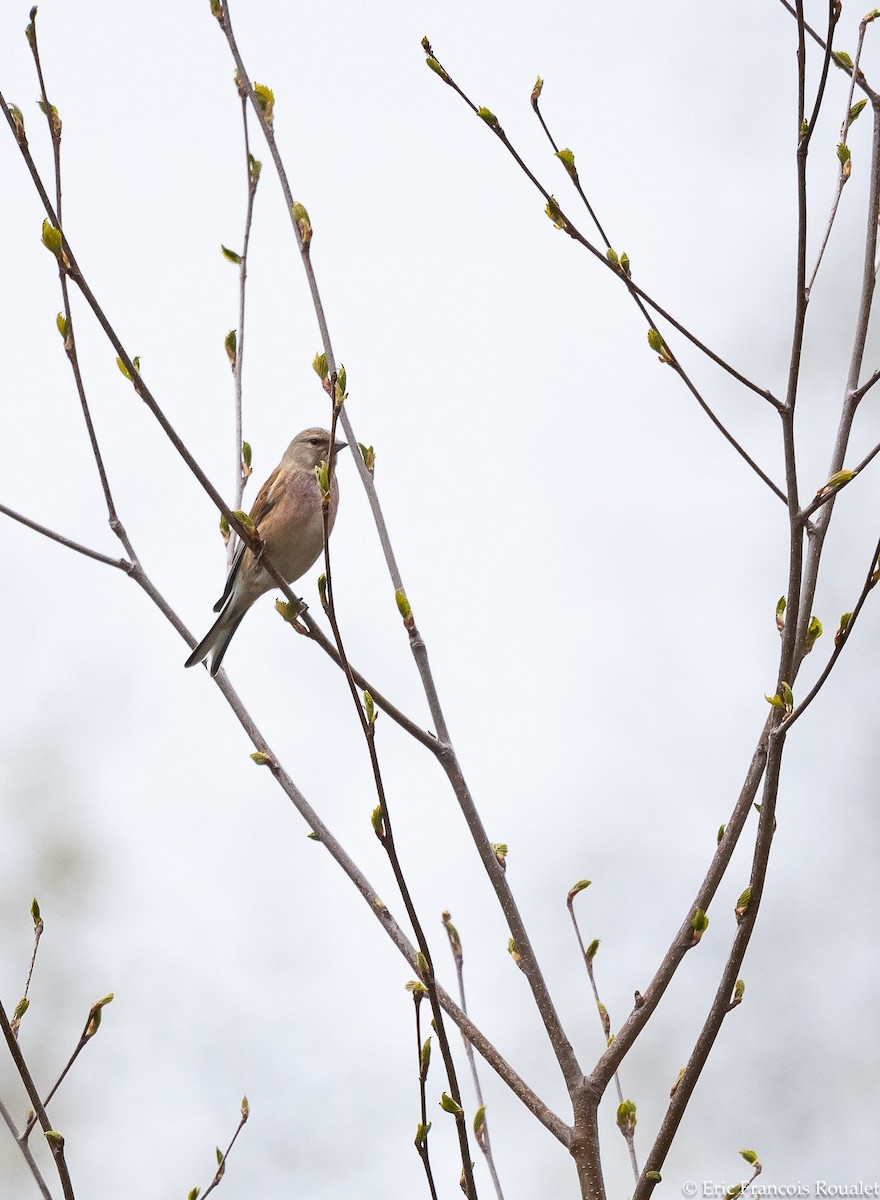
<box><xmin>691</xmin><ymin>908</ymin><xmax>709</xmax><ymax>942</ymax></box>
<box><xmin>556</xmin><ymin>147</ymin><xmax>577</xmax><ymax>178</ymax></box>
<box><xmin>849</xmin><ymin>99</ymin><xmax>868</xmax><ymax>124</ymax></box>
<box><xmin>819</xmin><ymin>468</ymin><xmax>854</xmax><ymax>496</ymax></box>
<box><xmin>477</xmin><ymin>106</ymin><xmax>499</xmax><ymax>129</ymax></box>
<box><xmin>221</xmin><ymin>244</ymin><xmax>242</xmax><ymax>263</ymax></box>
<box><xmin>530</xmin><ymin>76</ymin><xmax>543</xmax><ymax>108</ymax></box>
<box><xmin>775</xmin><ymin>595</ymin><xmax>786</xmax><ymax>633</ymax></box>
<box><xmin>804</xmin><ymin>615</ymin><xmax>823</xmax><ymax>653</ymax></box>
<box><xmin>473</xmin><ymin>1105</ymin><xmax>487</xmax><ymax>1134</ymax></box>
<box><xmin>312</xmin><ymin>352</ymin><xmax>328</xmax><ymax>381</ymax></box>
<box><xmin>545</xmin><ymin>194</ymin><xmax>566</xmax><ymax>230</ymax></box>
<box><xmin>832</xmin><ymin>50</ymin><xmax>854</xmax><ymax>70</ymax></box>
<box><xmin>253</xmin><ymin>82</ymin><xmax>275</xmax><ymax>124</ymax></box>
<box><xmin>425</xmin><ymin>56</ymin><xmax>450</xmax><ymax>83</ymax></box>
<box><xmin>647</xmin><ymin>327</ymin><xmax>663</xmax><ymax>353</ymax></box>
<box><xmin>567</xmin><ymin>879</ymin><xmax>591</xmax><ymax>901</ymax></box>
<box><xmin>314</xmin><ymin>460</ymin><xmax>330</xmax><ymax>498</ymax></box>
<box><xmin>420</xmin><ymin>1035</ymin><xmax>431</xmax><ymax>1073</ymax></box>
<box><xmin>835</xmin><ymin>611</ymin><xmax>853</xmax><ymax>647</ymax></box>
<box><xmin>250</xmin><ymin>751</ymin><xmax>273</xmax><ymax>766</ymax></box>
<box><xmin>717</xmin><ymin>823</ymin><xmax>726</xmax><ymax>844</ymax></box>
<box><xmin>363</xmin><ymin>690</ymin><xmax>377</xmax><ymax>725</ymax></box>
<box><xmin>41</xmin><ymin>219</ymin><xmax>63</xmax><ymax>258</ymax></box>
<box><xmin>31</xmin><ymin>897</ymin><xmax>41</xmax><ymax>924</ymax></box>
<box><xmin>439</xmin><ymin>1092</ymin><xmax>462</xmax><ymax>1115</ymax></box>
<box><xmin>292</xmin><ymin>201</ymin><xmax>312</xmax><ymax>246</ymax></box>
<box><xmin>225</xmin><ymin>329</ymin><xmax>237</xmax><ymax>367</ymax></box>
<box><xmin>733</xmin><ymin>978</ymin><xmax>746</xmax><ymax>1002</ymax></box>
<box><xmin>735</xmin><ymin>887</ymin><xmax>752</xmax><ymax>920</ymax></box>
<box><xmin>8</xmin><ymin>103</ymin><xmax>26</xmax><ymax>143</ymax></box>
<box><xmin>616</xmin><ymin>1099</ymin><xmax>637</xmax><ymax>1133</ymax></box>
<box><xmin>585</xmin><ymin>938</ymin><xmax>600</xmax><ymax>961</ymax></box>
<box><xmin>358</xmin><ymin>443</ymin><xmax>376</xmax><ymax>473</ymax></box>
<box><xmin>395</xmin><ymin>588</ymin><xmax>412</xmax><ymax>620</ymax></box>
<box><xmin>242</xmin><ymin>441</ymin><xmax>252</xmax><ymax>470</ymax></box>
<box><xmin>56</xmin><ymin>312</ymin><xmax>67</xmax><ymax>339</ymax></box>
<box><xmin>232</xmin><ymin>509</ymin><xmax>256</xmax><ymax>533</ymax></box>
<box><xmin>414</xmin><ymin>1122</ymin><xmax>432</xmax><ymax>1149</ymax></box>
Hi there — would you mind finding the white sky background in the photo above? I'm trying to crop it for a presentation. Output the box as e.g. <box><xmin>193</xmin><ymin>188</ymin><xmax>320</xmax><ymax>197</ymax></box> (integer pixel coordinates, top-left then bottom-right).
<box><xmin>1</xmin><ymin>1</ymin><xmax>879</xmax><ymax>1197</ymax></box>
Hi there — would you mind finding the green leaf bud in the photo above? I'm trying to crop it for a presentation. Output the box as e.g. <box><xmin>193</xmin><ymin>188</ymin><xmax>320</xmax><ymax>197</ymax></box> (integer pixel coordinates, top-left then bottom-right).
<box><xmin>253</xmin><ymin>82</ymin><xmax>275</xmax><ymax>124</ymax></box>
<box><xmin>439</xmin><ymin>1092</ymin><xmax>462</xmax><ymax>1115</ymax></box>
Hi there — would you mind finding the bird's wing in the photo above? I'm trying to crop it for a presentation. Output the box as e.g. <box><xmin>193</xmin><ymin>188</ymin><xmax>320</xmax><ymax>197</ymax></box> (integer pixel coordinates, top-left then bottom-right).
<box><xmin>212</xmin><ymin>465</ymin><xmax>286</xmax><ymax>613</ymax></box>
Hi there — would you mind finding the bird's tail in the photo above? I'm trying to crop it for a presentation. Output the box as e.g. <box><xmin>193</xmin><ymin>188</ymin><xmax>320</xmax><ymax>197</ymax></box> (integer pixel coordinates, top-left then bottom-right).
<box><xmin>184</xmin><ymin>607</ymin><xmax>246</xmax><ymax>676</ymax></box>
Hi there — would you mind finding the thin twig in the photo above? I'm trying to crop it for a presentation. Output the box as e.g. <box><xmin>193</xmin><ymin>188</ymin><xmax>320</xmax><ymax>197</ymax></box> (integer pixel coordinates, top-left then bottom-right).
<box><xmin>213</xmin><ymin>0</ymin><xmax>585</xmax><ymax>1095</ymax></box>
<box><xmin>0</xmin><ymin>1000</ymin><xmax>76</xmax><ymax>1200</ymax></box>
<box><xmin>633</xmin><ymin>733</ymin><xmax>785</xmax><ymax>1200</ymax></box>
<box><xmin>0</xmin><ymin>1098</ymin><xmax>53</xmax><ymax>1200</ymax></box>
<box><xmin>442</xmin><ymin>911</ymin><xmax>506</xmax><ymax>1200</ymax></box>
<box><xmin>198</xmin><ymin>1098</ymin><xmax>250</xmax><ymax>1200</ymax></box>
<box><xmin>316</xmin><ymin>394</ymin><xmax>477</xmax><ymax>1199</ymax></box>
<box><xmin>422</xmin><ymin>42</ymin><xmax>787</xmax><ymax>509</ymax></box>
<box><xmin>531</xmin><ymin>88</ymin><xmax>781</xmax><ymax>410</ymax></box>
<box><xmin>412</xmin><ymin>988</ymin><xmax>441</xmax><ymax>1200</ymax></box>
<box><xmin>566</xmin><ymin>889</ymin><xmax>638</xmax><ymax>1183</ymax></box>
<box><xmin>779</xmin><ymin>533</ymin><xmax>880</xmax><ymax>733</ymax></box>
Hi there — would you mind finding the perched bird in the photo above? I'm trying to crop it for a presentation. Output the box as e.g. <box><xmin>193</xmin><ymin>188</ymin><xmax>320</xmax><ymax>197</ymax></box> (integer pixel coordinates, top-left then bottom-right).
<box><xmin>185</xmin><ymin>427</ymin><xmax>345</xmax><ymax>676</ymax></box>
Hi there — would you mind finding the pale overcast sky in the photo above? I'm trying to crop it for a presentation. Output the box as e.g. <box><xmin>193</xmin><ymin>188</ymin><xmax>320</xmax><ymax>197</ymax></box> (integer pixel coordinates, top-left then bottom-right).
<box><xmin>1</xmin><ymin>2</ymin><xmax>879</xmax><ymax>1197</ymax></box>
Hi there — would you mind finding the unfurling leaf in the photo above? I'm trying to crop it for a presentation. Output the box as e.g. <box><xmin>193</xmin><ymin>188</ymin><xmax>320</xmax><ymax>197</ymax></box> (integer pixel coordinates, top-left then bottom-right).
<box><xmin>425</xmin><ymin>56</ymin><xmax>450</xmax><ymax>83</ymax></box>
<box><xmin>804</xmin><ymin>615</ymin><xmax>823</xmax><ymax>654</ymax></box>
<box><xmin>439</xmin><ymin>1092</ymin><xmax>462</xmax><ymax>1115</ymax></box>
<box><xmin>735</xmin><ymin>886</ymin><xmax>752</xmax><ymax>921</ymax></box>
<box><xmin>252</xmin><ymin>82</ymin><xmax>275</xmax><ymax>124</ymax></box>
<box><xmin>530</xmin><ymin>75</ymin><xmax>544</xmax><ymax>108</ymax></box>
<box><xmin>395</xmin><ymin>587</ymin><xmax>412</xmax><ymax>624</ymax></box>
<box><xmin>477</xmin><ymin>106</ymin><xmax>500</xmax><ymax>130</ymax></box>
<box><xmin>775</xmin><ymin>595</ymin><xmax>786</xmax><ymax>633</ymax></box>
<box><xmin>848</xmin><ymin>99</ymin><xmax>868</xmax><ymax>124</ymax></box>
<box><xmin>231</xmin><ymin>509</ymin><xmax>256</xmax><ymax>533</ymax></box>
<box><xmin>567</xmin><ymin>879</ymin><xmax>591</xmax><ymax>902</ymax></box>
<box><xmin>221</xmin><ymin>244</ymin><xmax>242</xmax><ymax>263</ymax></box>
<box><xmin>312</xmin><ymin>352</ymin><xmax>328</xmax><ymax>381</ymax></box>
<box><xmin>832</xmin><ymin>50</ymin><xmax>854</xmax><ymax>70</ymax></box>
<box><xmin>616</xmin><ymin>1099</ymin><xmax>637</xmax><ymax>1134</ymax></box>
<box><xmin>556</xmin><ymin>147</ymin><xmax>577</xmax><ymax>179</ymax></box>
<box><xmin>292</xmin><ymin>201</ymin><xmax>312</xmax><ymax>247</ymax></box>
<box><xmin>545</xmin><ymin>194</ymin><xmax>567</xmax><ymax>230</ymax></box>
<box><xmin>41</xmin><ymin>219</ymin><xmax>63</xmax><ymax>259</ymax></box>
<box><xmin>691</xmin><ymin>908</ymin><xmax>709</xmax><ymax>943</ymax></box>
<box><xmin>835</xmin><ymin>612</ymin><xmax>853</xmax><ymax>647</ymax></box>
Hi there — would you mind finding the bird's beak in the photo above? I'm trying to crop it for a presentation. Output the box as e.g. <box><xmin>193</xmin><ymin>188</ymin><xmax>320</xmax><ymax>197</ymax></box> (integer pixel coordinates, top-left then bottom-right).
<box><xmin>334</xmin><ymin>440</ymin><xmax>348</xmax><ymax>452</ymax></box>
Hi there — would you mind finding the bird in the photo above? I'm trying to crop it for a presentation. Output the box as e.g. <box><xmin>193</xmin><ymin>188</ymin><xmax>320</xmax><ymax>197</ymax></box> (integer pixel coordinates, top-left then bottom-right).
<box><xmin>185</xmin><ymin>427</ymin><xmax>345</xmax><ymax>676</ymax></box>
